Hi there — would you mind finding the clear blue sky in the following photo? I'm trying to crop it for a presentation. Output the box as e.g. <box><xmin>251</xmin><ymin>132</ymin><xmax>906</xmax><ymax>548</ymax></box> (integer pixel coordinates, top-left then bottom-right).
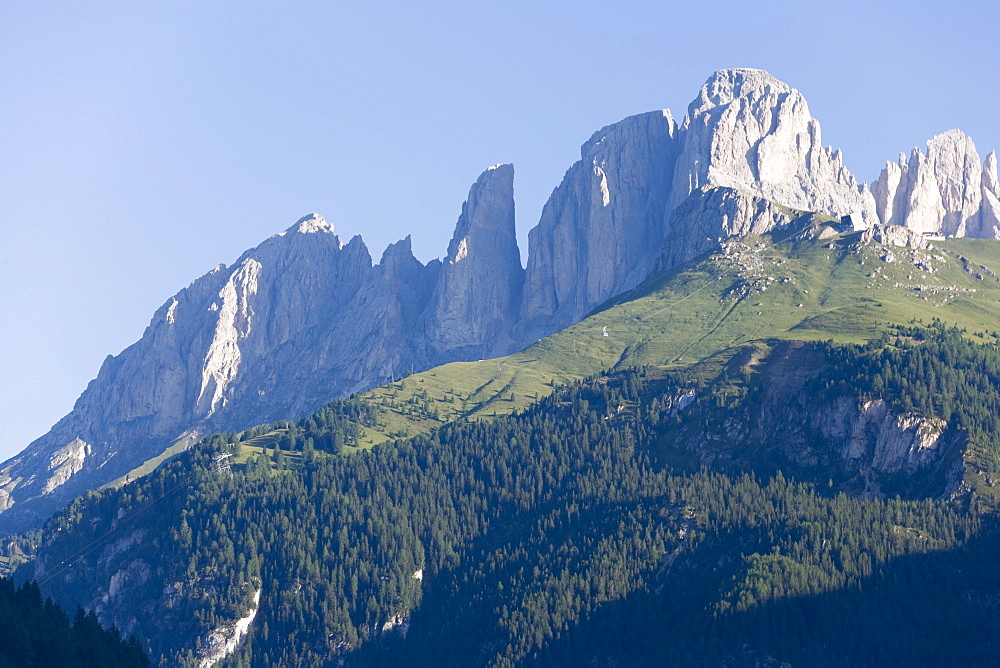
<box><xmin>1</xmin><ymin>0</ymin><xmax>998</xmax><ymax>461</ymax></box>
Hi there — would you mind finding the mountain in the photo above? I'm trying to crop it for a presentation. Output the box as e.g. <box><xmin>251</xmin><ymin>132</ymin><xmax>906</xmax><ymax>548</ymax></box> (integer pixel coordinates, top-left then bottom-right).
<box><xmin>2</xmin><ymin>68</ymin><xmax>996</xmax><ymax>535</ymax></box>
<box><xmin>872</xmin><ymin>129</ymin><xmax>999</xmax><ymax>237</ymax></box>
<box><xmin>20</xmin><ymin>319</ymin><xmax>1000</xmax><ymax>666</ymax></box>
<box><xmin>667</xmin><ymin>68</ymin><xmax>877</xmax><ymax>221</ymax></box>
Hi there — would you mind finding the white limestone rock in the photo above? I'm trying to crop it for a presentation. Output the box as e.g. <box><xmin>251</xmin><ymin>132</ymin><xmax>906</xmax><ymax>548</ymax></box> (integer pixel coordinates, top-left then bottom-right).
<box><xmin>816</xmin><ymin>397</ymin><xmax>950</xmax><ymax>474</ymax></box>
<box><xmin>195</xmin><ymin>257</ymin><xmax>261</xmax><ymax>417</ymax></box>
<box><xmin>859</xmin><ymin>224</ymin><xmax>931</xmax><ymax>249</ymax></box>
<box><xmin>41</xmin><ymin>437</ymin><xmax>91</xmax><ymax>494</ymax></box>
<box><xmin>660</xmin><ymin>186</ymin><xmax>798</xmax><ymax>268</ymax></box>
<box><xmin>929</xmin><ymin>130</ymin><xmax>982</xmax><ymax>236</ymax></box>
<box><xmin>423</xmin><ymin>163</ymin><xmax>524</xmax><ymax>359</ymax></box>
<box><xmin>518</xmin><ymin>110</ymin><xmax>680</xmax><ymax>339</ymax></box>
<box><xmin>974</xmin><ymin>151</ymin><xmax>1000</xmax><ymax>239</ymax></box>
<box><xmin>873</xmin><ymin>130</ymin><xmax>985</xmax><ymax>236</ymax></box>
<box><xmin>196</xmin><ymin>589</ymin><xmax>261</xmax><ymax>668</ymax></box>
<box><xmin>668</xmin><ymin>68</ymin><xmax>877</xmax><ymax>224</ymax></box>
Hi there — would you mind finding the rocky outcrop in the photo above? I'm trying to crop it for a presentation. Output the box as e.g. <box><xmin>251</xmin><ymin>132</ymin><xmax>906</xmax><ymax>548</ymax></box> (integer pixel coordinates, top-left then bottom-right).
<box><xmin>660</xmin><ymin>185</ymin><xmax>798</xmax><ymax>269</ymax></box>
<box><xmin>668</xmin><ymin>68</ymin><xmax>878</xmax><ymax>225</ymax></box>
<box><xmin>422</xmin><ymin>163</ymin><xmax>523</xmax><ymax>359</ymax></box>
<box><xmin>197</xmin><ymin>589</ymin><xmax>261</xmax><ymax>668</ymax></box>
<box><xmin>816</xmin><ymin>397</ymin><xmax>950</xmax><ymax>475</ymax></box>
<box><xmin>518</xmin><ymin>110</ymin><xmax>680</xmax><ymax>339</ymax></box>
<box><xmin>872</xmin><ymin>130</ymin><xmax>997</xmax><ymax>237</ymax></box>
<box><xmin>859</xmin><ymin>223</ymin><xmax>931</xmax><ymax>249</ymax></box>
<box><xmin>672</xmin><ymin>342</ymin><xmax>962</xmax><ymax>498</ymax></box>
<box><xmin>972</xmin><ymin>151</ymin><xmax>1000</xmax><ymax>239</ymax></box>
<box><xmin>5</xmin><ymin>68</ymin><xmax>992</xmax><ymax>533</ymax></box>
<box><xmin>41</xmin><ymin>438</ymin><xmax>91</xmax><ymax>494</ymax></box>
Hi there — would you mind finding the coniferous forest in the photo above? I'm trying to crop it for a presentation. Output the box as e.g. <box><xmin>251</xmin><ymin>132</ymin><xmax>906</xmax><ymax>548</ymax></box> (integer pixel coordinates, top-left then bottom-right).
<box><xmin>0</xmin><ymin>576</ymin><xmax>148</xmax><ymax>667</ymax></box>
<box><xmin>18</xmin><ymin>325</ymin><xmax>1000</xmax><ymax>666</ymax></box>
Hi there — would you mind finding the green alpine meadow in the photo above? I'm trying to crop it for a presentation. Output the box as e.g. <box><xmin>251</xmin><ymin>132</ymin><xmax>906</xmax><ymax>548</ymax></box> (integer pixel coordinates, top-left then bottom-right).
<box><xmin>19</xmin><ymin>221</ymin><xmax>1000</xmax><ymax>666</ymax></box>
<box><xmin>5</xmin><ymin>63</ymin><xmax>1000</xmax><ymax>666</ymax></box>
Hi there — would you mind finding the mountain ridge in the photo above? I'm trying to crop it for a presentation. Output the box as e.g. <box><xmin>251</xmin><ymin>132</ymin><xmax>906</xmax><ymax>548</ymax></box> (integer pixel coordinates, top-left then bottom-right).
<box><xmin>21</xmin><ymin>322</ymin><xmax>1000</xmax><ymax>665</ymax></box>
<box><xmin>2</xmin><ymin>67</ymin><xmax>997</xmax><ymax>535</ymax></box>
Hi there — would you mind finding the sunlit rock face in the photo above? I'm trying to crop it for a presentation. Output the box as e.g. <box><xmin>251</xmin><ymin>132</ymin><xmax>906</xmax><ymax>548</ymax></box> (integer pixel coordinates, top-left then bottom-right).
<box><xmin>668</xmin><ymin>68</ymin><xmax>878</xmax><ymax>226</ymax></box>
<box><xmin>5</xmin><ymin>68</ymin><xmax>993</xmax><ymax>534</ymax></box>
<box><xmin>660</xmin><ymin>185</ymin><xmax>798</xmax><ymax>270</ymax></box>
<box><xmin>872</xmin><ymin>130</ymin><xmax>999</xmax><ymax>238</ymax></box>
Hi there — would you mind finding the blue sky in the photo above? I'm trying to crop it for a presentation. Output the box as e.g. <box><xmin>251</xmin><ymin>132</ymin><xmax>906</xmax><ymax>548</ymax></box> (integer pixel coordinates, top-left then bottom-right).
<box><xmin>1</xmin><ymin>0</ymin><xmax>998</xmax><ymax>461</ymax></box>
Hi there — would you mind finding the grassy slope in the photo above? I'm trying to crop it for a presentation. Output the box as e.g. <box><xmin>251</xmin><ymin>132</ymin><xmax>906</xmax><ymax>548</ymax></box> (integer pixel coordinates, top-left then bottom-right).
<box><xmin>103</xmin><ymin>437</ymin><xmax>193</xmax><ymax>489</ymax></box>
<box><xmin>354</xmin><ymin>227</ymin><xmax>1000</xmax><ymax>445</ymax></box>
<box><xmin>113</xmin><ymin>225</ymin><xmax>1000</xmax><ymax>474</ymax></box>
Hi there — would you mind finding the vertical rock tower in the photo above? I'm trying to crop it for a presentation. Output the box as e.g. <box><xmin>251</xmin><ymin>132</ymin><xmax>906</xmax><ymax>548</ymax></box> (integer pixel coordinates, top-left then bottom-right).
<box><xmin>3</xmin><ymin>68</ymin><xmax>996</xmax><ymax>535</ymax></box>
<box><xmin>872</xmin><ymin>130</ymin><xmax>996</xmax><ymax>238</ymax></box>
<box><xmin>423</xmin><ymin>163</ymin><xmax>523</xmax><ymax>360</ymax></box>
<box><xmin>518</xmin><ymin>110</ymin><xmax>680</xmax><ymax>338</ymax></box>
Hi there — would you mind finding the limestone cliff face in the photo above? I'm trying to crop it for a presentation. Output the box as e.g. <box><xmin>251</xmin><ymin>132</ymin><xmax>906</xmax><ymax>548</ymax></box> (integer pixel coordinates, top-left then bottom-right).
<box><xmin>422</xmin><ymin>163</ymin><xmax>523</xmax><ymax>360</ymax></box>
<box><xmin>660</xmin><ymin>185</ymin><xmax>798</xmax><ymax>269</ymax></box>
<box><xmin>4</xmin><ymin>68</ymin><xmax>992</xmax><ymax>533</ymax></box>
<box><xmin>668</xmin><ymin>68</ymin><xmax>878</xmax><ymax>225</ymax></box>
<box><xmin>973</xmin><ymin>151</ymin><xmax>1000</xmax><ymax>239</ymax></box>
<box><xmin>673</xmin><ymin>343</ymin><xmax>962</xmax><ymax>498</ymax></box>
<box><xmin>0</xmin><ymin>213</ymin><xmax>442</xmax><ymax>533</ymax></box>
<box><xmin>814</xmin><ymin>397</ymin><xmax>951</xmax><ymax>475</ymax></box>
<box><xmin>518</xmin><ymin>110</ymin><xmax>680</xmax><ymax>339</ymax></box>
<box><xmin>871</xmin><ymin>130</ymin><xmax>997</xmax><ymax>237</ymax></box>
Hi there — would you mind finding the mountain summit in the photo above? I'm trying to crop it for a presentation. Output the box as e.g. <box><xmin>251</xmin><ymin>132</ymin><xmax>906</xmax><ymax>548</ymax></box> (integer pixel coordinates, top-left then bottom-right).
<box><xmin>670</xmin><ymin>68</ymin><xmax>877</xmax><ymax>220</ymax></box>
<box><xmin>1</xmin><ymin>69</ymin><xmax>995</xmax><ymax>534</ymax></box>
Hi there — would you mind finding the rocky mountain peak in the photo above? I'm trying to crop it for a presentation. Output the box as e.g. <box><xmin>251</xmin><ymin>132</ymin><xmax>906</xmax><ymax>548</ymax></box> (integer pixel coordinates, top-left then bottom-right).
<box><xmin>445</xmin><ymin>162</ymin><xmax>518</xmax><ymax>264</ymax></box>
<box><xmin>423</xmin><ymin>163</ymin><xmax>523</xmax><ymax>358</ymax></box>
<box><xmin>287</xmin><ymin>212</ymin><xmax>334</xmax><ymax>235</ymax></box>
<box><xmin>690</xmin><ymin>68</ymin><xmax>790</xmax><ymax>112</ymax></box>
<box><xmin>669</xmin><ymin>69</ymin><xmax>876</xmax><ymax>223</ymax></box>
<box><xmin>379</xmin><ymin>235</ymin><xmax>418</xmax><ymax>268</ymax></box>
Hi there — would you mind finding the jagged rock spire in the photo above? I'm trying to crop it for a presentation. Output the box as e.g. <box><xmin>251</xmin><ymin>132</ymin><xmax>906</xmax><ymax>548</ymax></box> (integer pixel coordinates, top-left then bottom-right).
<box><xmin>872</xmin><ymin>130</ymin><xmax>991</xmax><ymax>237</ymax></box>
<box><xmin>422</xmin><ymin>164</ymin><xmax>523</xmax><ymax>358</ymax></box>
